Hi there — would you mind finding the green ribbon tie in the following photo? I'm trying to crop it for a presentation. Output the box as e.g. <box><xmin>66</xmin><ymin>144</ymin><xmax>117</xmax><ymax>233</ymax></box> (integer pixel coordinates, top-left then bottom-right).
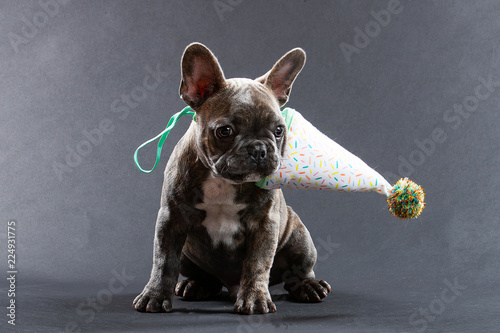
<box><xmin>134</xmin><ymin>106</ymin><xmax>194</xmax><ymax>173</ymax></box>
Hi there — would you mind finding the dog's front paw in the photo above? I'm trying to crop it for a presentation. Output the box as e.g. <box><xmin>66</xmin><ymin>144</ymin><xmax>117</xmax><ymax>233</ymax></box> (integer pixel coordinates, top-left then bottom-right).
<box><xmin>133</xmin><ymin>283</ymin><xmax>173</xmax><ymax>313</ymax></box>
<box><xmin>234</xmin><ymin>288</ymin><xmax>277</xmax><ymax>315</ymax></box>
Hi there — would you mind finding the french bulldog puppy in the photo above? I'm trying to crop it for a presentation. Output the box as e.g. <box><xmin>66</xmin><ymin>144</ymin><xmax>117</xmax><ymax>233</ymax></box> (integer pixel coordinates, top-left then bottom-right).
<box><xmin>133</xmin><ymin>43</ymin><xmax>331</xmax><ymax>315</ymax></box>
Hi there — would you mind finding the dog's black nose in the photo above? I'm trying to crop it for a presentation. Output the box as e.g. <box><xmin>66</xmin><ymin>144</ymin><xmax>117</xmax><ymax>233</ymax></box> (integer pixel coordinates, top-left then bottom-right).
<box><xmin>248</xmin><ymin>143</ymin><xmax>267</xmax><ymax>164</ymax></box>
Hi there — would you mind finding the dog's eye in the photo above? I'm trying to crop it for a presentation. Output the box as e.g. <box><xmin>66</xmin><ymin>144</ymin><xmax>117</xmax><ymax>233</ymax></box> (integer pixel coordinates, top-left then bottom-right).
<box><xmin>215</xmin><ymin>126</ymin><xmax>234</xmax><ymax>140</ymax></box>
<box><xmin>275</xmin><ymin>126</ymin><xmax>285</xmax><ymax>138</ymax></box>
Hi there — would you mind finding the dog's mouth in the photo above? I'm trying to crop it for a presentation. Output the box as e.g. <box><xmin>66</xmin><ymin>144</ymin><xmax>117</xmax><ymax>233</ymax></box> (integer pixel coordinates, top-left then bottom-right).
<box><xmin>214</xmin><ymin>157</ymin><xmax>281</xmax><ymax>184</ymax></box>
<box><xmin>216</xmin><ymin>168</ymin><xmax>274</xmax><ymax>184</ymax></box>
<box><xmin>217</xmin><ymin>171</ymin><xmax>265</xmax><ymax>184</ymax></box>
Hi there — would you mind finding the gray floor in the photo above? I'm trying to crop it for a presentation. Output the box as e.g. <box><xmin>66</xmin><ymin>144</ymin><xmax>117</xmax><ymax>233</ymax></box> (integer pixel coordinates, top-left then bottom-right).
<box><xmin>8</xmin><ymin>276</ymin><xmax>499</xmax><ymax>333</ymax></box>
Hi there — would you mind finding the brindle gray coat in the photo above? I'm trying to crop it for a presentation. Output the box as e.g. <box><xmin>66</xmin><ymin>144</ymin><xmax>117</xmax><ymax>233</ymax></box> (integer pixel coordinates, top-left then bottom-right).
<box><xmin>133</xmin><ymin>43</ymin><xmax>331</xmax><ymax>315</ymax></box>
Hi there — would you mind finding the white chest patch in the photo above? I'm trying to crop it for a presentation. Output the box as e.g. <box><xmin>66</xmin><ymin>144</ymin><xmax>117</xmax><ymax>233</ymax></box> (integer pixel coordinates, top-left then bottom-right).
<box><xmin>195</xmin><ymin>176</ymin><xmax>246</xmax><ymax>248</ymax></box>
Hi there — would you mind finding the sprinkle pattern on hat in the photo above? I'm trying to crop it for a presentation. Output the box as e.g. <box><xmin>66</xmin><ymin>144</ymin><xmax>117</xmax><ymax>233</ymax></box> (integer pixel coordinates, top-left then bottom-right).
<box><xmin>259</xmin><ymin>110</ymin><xmax>393</xmax><ymax>196</ymax></box>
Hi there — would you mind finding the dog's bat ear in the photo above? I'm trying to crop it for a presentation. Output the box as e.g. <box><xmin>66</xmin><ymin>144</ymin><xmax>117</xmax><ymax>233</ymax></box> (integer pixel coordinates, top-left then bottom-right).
<box><xmin>179</xmin><ymin>43</ymin><xmax>226</xmax><ymax>108</ymax></box>
<box><xmin>256</xmin><ymin>48</ymin><xmax>306</xmax><ymax>106</ymax></box>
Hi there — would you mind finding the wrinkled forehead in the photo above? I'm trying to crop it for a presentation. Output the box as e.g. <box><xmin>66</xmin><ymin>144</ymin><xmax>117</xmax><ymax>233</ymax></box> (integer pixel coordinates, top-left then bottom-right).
<box><xmin>207</xmin><ymin>78</ymin><xmax>284</xmax><ymax>128</ymax></box>
<box><xmin>227</xmin><ymin>78</ymin><xmax>280</xmax><ymax>111</ymax></box>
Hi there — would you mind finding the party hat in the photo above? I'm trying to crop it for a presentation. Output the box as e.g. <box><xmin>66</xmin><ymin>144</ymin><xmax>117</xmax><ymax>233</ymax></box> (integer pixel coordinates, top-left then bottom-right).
<box><xmin>256</xmin><ymin>108</ymin><xmax>425</xmax><ymax>219</ymax></box>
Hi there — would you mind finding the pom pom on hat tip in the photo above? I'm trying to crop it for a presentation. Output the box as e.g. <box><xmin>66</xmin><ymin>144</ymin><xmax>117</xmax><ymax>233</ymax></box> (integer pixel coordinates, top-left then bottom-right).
<box><xmin>387</xmin><ymin>178</ymin><xmax>425</xmax><ymax>219</ymax></box>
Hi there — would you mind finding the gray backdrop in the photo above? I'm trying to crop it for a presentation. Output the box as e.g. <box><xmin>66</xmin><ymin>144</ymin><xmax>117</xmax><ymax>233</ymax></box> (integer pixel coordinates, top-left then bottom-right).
<box><xmin>1</xmin><ymin>0</ymin><xmax>499</xmax><ymax>332</ymax></box>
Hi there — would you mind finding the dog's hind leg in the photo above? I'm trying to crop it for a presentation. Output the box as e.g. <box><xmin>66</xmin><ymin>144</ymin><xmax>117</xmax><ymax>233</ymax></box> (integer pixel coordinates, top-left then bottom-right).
<box><xmin>270</xmin><ymin>206</ymin><xmax>332</xmax><ymax>302</ymax></box>
<box><xmin>175</xmin><ymin>252</ymin><xmax>223</xmax><ymax>300</ymax></box>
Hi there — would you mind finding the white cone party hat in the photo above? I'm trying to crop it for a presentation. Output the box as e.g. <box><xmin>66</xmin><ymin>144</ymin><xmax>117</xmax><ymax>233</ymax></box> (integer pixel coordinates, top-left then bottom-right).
<box><xmin>135</xmin><ymin>107</ymin><xmax>425</xmax><ymax>219</ymax></box>
<box><xmin>255</xmin><ymin>108</ymin><xmax>425</xmax><ymax>219</ymax></box>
